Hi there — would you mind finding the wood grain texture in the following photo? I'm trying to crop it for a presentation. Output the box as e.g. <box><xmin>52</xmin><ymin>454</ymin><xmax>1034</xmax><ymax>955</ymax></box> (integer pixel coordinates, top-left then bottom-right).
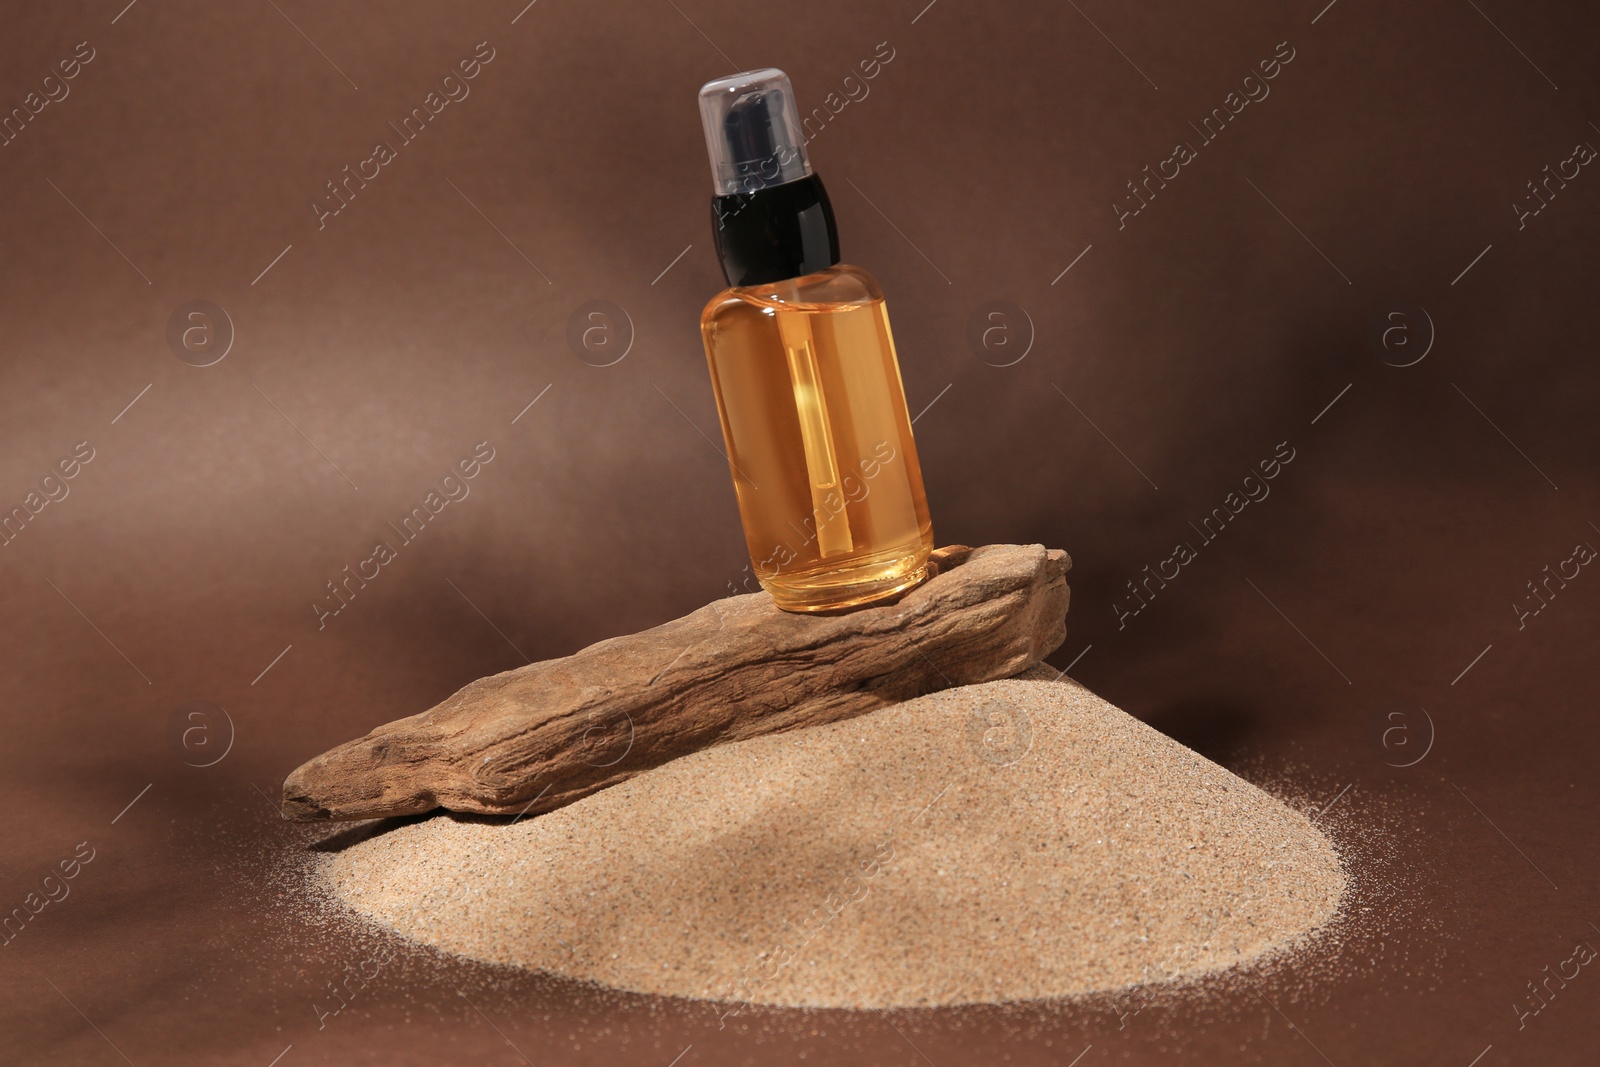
<box><xmin>281</xmin><ymin>543</ymin><xmax>1071</xmax><ymax>822</ymax></box>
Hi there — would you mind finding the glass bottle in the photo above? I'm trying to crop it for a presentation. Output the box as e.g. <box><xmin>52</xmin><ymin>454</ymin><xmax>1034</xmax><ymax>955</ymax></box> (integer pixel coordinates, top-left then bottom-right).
<box><xmin>697</xmin><ymin>68</ymin><xmax>933</xmax><ymax>613</ymax></box>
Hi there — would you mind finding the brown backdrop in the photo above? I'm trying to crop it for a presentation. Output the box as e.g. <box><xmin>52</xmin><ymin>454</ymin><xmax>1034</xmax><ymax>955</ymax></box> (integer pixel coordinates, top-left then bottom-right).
<box><xmin>2</xmin><ymin>0</ymin><xmax>1597</xmax><ymax>1064</ymax></box>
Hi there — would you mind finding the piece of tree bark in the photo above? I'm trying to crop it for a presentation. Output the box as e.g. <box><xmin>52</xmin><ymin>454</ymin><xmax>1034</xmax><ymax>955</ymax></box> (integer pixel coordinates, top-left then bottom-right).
<box><xmin>281</xmin><ymin>543</ymin><xmax>1071</xmax><ymax>822</ymax></box>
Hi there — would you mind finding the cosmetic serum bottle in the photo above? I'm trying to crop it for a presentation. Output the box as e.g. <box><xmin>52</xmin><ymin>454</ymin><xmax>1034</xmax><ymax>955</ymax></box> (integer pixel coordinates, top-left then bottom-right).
<box><xmin>697</xmin><ymin>68</ymin><xmax>934</xmax><ymax>613</ymax></box>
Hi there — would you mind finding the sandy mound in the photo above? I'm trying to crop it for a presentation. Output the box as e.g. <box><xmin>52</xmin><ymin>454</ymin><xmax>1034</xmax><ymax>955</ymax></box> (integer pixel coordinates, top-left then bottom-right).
<box><xmin>321</xmin><ymin>677</ymin><xmax>1343</xmax><ymax>1009</ymax></box>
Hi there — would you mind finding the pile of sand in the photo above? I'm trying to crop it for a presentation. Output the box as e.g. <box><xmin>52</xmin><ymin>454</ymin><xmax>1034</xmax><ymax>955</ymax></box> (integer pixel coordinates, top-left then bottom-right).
<box><xmin>320</xmin><ymin>677</ymin><xmax>1344</xmax><ymax>1009</ymax></box>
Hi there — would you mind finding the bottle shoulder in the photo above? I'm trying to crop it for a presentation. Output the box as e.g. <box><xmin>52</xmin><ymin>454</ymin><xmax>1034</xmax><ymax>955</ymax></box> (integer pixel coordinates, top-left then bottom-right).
<box><xmin>703</xmin><ymin>264</ymin><xmax>883</xmax><ymax>319</ymax></box>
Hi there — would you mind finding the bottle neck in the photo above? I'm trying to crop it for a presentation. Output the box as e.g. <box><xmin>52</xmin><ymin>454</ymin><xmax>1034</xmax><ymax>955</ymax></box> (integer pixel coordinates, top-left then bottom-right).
<box><xmin>711</xmin><ymin>173</ymin><xmax>840</xmax><ymax>288</ymax></box>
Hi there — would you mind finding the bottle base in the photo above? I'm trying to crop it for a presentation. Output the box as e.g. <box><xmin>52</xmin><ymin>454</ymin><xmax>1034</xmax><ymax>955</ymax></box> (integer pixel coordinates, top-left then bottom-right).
<box><xmin>762</xmin><ymin>552</ymin><xmax>931</xmax><ymax>614</ymax></box>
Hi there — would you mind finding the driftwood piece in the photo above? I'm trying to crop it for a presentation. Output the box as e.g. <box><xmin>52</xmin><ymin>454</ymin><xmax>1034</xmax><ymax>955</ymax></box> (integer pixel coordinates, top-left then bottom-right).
<box><xmin>281</xmin><ymin>543</ymin><xmax>1071</xmax><ymax>822</ymax></box>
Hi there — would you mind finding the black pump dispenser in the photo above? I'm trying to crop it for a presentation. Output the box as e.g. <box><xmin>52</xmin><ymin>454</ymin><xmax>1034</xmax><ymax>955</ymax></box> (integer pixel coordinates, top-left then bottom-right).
<box><xmin>697</xmin><ymin>68</ymin><xmax>841</xmax><ymax>287</ymax></box>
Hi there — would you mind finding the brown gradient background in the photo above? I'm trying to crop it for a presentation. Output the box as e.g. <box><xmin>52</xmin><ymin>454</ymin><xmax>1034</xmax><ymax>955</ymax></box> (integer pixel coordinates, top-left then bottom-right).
<box><xmin>2</xmin><ymin>0</ymin><xmax>1597</xmax><ymax>1063</ymax></box>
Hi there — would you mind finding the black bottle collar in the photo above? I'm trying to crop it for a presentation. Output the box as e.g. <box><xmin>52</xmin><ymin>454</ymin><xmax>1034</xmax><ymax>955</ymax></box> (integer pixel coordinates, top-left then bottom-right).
<box><xmin>711</xmin><ymin>173</ymin><xmax>841</xmax><ymax>288</ymax></box>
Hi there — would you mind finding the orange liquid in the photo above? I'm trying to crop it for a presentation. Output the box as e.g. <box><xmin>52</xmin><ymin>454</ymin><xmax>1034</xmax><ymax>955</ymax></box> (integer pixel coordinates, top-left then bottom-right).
<box><xmin>701</xmin><ymin>265</ymin><xmax>934</xmax><ymax>612</ymax></box>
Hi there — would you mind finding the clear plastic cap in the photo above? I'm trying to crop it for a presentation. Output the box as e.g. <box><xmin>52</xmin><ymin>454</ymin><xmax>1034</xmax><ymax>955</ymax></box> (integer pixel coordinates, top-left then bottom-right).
<box><xmin>697</xmin><ymin>68</ymin><xmax>813</xmax><ymax>197</ymax></box>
